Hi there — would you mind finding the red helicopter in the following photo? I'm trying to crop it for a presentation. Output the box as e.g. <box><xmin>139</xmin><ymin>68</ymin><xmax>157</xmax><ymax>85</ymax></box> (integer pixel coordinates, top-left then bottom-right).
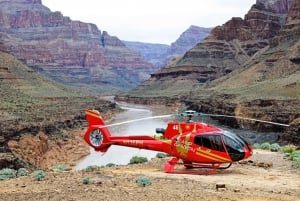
<box><xmin>83</xmin><ymin>109</ymin><xmax>261</xmax><ymax>175</ymax></box>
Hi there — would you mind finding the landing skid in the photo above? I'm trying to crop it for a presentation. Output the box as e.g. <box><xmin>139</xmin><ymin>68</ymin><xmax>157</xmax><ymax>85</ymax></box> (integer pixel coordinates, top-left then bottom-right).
<box><xmin>164</xmin><ymin>157</ymin><xmax>232</xmax><ymax>175</ymax></box>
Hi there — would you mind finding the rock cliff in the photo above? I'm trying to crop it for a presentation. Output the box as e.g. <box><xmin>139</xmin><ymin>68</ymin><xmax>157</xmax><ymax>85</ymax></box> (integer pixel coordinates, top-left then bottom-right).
<box><xmin>124</xmin><ymin>26</ymin><xmax>211</xmax><ymax>69</ymax></box>
<box><xmin>0</xmin><ymin>0</ymin><xmax>155</xmax><ymax>93</ymax></box>
<box><xmin>167</xmin><ymin>2</ymin><xmax>287</xmax><ymax>83</ymax></box>
<box><xmin>168</xmin><ymin>26</ymin><xmax>212</xmax><ymax>56</ymax></box>
<box><xmin>0</xmin><ymin>50</ymin><xmax>118</xmax><ymax>169</ymax></box>
<box><xmin>118</xmin><ymin>0</ymin><xmax>300</xmax><ymax>145</ymax></box>
<box><xmin>257</xmin><ymin>0</ymin><xmax>294</xmax><ymax>13</ymax></box>
<box><xmin>123</xmin><ymin>41</ymin><xmax>170</xmax><ymax>69</ymax></box>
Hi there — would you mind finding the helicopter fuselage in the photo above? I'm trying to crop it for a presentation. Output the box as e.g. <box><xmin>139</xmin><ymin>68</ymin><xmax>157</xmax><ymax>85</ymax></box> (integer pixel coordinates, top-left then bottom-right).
<box><xmin>84</xmin><ymin>109</ymin><xmax>253</xmax><ymax>167</ymax></box>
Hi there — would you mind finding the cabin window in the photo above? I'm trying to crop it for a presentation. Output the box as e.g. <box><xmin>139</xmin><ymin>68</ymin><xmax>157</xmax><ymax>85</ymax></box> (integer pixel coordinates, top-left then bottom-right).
<box><xmin>223</xmin><ymin>135</ymin><xmax>243</xmax><ymax>152</ymax></box>
<box><xmin>194</xmin><ymin>135</ymin><xmax>225</xmax><ymax>152</ymax></box>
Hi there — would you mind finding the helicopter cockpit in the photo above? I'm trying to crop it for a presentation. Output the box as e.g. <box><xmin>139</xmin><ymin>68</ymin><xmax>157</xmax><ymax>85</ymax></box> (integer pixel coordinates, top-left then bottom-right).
<box><xmin>194</xmin><ymin>131</ymin><xmax>252</xmax><ymax>161</ymax></box>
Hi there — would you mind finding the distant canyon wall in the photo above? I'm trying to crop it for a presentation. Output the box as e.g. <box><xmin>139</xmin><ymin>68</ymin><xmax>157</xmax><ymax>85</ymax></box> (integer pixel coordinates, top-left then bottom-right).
<box><xmin>0</xmin><ymin>0</ymin><xmax>155</xmax><ymax>92</ymax></box>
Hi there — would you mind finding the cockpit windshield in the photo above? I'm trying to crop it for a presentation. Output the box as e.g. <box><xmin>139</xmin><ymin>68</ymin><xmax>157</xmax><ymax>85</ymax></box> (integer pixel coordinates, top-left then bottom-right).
<box><xmin>222</xmin><ymin>131</ymin><xmax>249</xmax><ymax>161</ymax></box>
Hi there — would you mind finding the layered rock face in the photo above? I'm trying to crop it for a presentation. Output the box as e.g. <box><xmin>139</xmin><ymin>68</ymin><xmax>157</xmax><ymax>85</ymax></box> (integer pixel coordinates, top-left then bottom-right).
<box><xmin>257</xmin><ymin>0</ymin><xmax>294</xmax><ymax>13</ymax></box>
<box><xmin>124</xmin><ymin>26</ymin><xmax>211</xmax><ymax>69</ymax></box>
<box><xmin>165</xmin><ymin>2</ymin><xmax>287</xmax><ymax>83</ymax></box>
<box><xmin>0</xmin><ymin>0</ymin><xmax>154</xmax><ymax>92</ymax></box>
<box><xmin>168</xmin><ymin>26</ymin><xmax>212</xmax><ymax>56</ymax></box>
<box><xmin>123</xmin><ymin>41</ymin><xmax>170</xmax><ymax>69</ymax></box>
<box><xmin>121</xmin><ymin>0</ymin><xmax>300</xmax><ymax>145</ymax></box>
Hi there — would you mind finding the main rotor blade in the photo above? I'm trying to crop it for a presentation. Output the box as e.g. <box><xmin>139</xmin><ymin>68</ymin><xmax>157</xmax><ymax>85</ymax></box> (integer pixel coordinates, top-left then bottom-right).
<box><xmin>201</xmin><ymin>113</ymin><xmax>290</xmax><ymax>127</ymax></box>
<box><xmin>100</xmin><ymin>114</ymin><xmax>177</xmax><ymax>128</ymax></box>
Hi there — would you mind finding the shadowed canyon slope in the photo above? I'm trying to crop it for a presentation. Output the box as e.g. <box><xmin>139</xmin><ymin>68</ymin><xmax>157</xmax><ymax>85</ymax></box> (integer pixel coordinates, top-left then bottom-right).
<box><xmin>118</xmin><ymin>0</ymin><xmax>300</xmax><ymax>145</ymax></box>
<box><xmin>0</xmin><ymin>51</ymin><xmax>118</xmax><ymax>169</ymax></box>
<box><xmin>0</xmin><ymin>0</ymin><xmax>156</xmax><ymax>93</ymax></box>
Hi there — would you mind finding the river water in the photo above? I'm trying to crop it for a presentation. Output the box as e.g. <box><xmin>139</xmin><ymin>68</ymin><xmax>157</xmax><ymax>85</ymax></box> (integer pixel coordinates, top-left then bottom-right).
<box><xmin>75</xmin><ymin>103</ymin><xmax>280</xmax><ymax>170</ymax></box>
<box><xmin>75</xmin><ymin>104</ymin><xmax>170</xmax><ymax>170</ymax></box>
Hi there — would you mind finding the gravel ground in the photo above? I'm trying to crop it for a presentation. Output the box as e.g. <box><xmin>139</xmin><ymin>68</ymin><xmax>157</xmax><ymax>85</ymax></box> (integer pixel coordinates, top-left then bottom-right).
<box><xmin>0</xmin><ymin>150</ymin><xmax>299</xmax><ymax>201</ymax></box>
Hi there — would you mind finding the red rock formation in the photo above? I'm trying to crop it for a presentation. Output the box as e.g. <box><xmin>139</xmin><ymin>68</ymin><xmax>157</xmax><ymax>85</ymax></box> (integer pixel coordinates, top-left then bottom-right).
<box><xmin>257</xmin><ymin>0</ymin><xmax>294</xmax><ymax>13</ymax></box>
<box><xmin>0</xmin><ymin>0</ymin><xmax>155</xmax><ymax>92</ymax></box>
<box><xmin>149</xmin><ymin>1</ymin><xmax>290</xmax><ymax>84</ymax></box>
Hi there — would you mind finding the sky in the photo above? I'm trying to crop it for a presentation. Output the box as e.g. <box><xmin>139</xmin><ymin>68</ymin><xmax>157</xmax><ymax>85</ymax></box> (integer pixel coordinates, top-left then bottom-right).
<box><xmin>42</xmin><ymin>0</ymin><xmax>257</xmax><ymax>45</ymax></box>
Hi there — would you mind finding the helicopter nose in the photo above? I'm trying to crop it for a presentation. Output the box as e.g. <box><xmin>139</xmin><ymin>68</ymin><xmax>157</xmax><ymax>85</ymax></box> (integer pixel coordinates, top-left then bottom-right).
<box><xmin>243</xmin><ymin>145</ymin><xmax>253</xmax><ymax>160</ymax></box>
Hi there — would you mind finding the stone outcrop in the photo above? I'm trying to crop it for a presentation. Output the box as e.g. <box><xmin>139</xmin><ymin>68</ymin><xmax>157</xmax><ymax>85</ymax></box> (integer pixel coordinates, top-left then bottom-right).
<box><xmin>119</xmin><ymin>0</ymin><xmax>300</xmax><ymax>145</ymax></box>
<box><xmin>124</xmin><ymin>26</ymin><xmax>211</xmax><ymax>69</ymax></box>
<box><xmin>168</xmin><ymin>2</ymin><xmax>288</xmax><ymax>83</ymax></box>
<box><xmin>123</xmin><ymin>41</ymin><xmax>170</xmax><ymax>69</ymax></box>
<box><xmin>257</xmin><ymin>0</ymin><xmax>294</xmax><ymax>13</ymax></box>
<box><xmin>168</xmin><ymin>26</ymin><xmax>212</xmax><ymax>56</ymax></box>
<box><xmin>0</xmin><ymin>0</ymin><xmax>155</xmax><ymax>92</ymax></box>
<box><xmin>132</xmin><ymin>1</ymin><xmax>290</xmax><ymax>91</ymax></box>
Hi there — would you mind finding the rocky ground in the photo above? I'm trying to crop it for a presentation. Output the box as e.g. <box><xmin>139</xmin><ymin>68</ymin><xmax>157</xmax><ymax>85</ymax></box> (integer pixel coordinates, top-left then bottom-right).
<box><xmin>0</xmin><ymin>149</ymin><xmax>299</xmax><ymax>201</ymax></box>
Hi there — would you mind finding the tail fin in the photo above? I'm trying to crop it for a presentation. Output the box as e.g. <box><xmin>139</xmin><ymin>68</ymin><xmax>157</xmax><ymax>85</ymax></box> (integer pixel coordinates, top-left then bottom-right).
<box><xmin>83</xmin><ymin>109</ymin><xmax>112</xmax><ymax>152</ymax></box>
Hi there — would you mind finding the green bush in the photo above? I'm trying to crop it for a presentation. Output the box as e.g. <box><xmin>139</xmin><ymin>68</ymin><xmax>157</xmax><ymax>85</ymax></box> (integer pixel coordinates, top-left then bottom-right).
<box><xmin>270</xmin><ymin>143</ymin><xmax>281</xmax><ymax>152</ymax></box>
<box><xmin>281</xmin><ymin>145</ymin><xmax>296</xmax><ymax>154</ymax></box>
<box><xmin>105</xmin><ymin>163</ymin><xmax>115</xmax><ymax>167</ymax></box>
<box><xmin>290</xmin><ymin>150</ymin><xmax>300</xmax><ymax>160</ymax></box>
<box><xmin>82</xmin><ymin>176</ymin><xmax>91</xmax><ymax>185</ymax></box>
<box><xmin>0</xmin><ymin>168</ymin><xmax>16</xmax><ymax>181</ymax></box>
<box><xmin>136</xmin><ymin>176</ymin><xmax>152</xmax><ymax>187</ymax></box>
<box><xmin>85</xmin><ymin>165</ymin><xmax>102</xmax><ymax>172</ymax></box>
<box><xmin>260</xmin><ymin>142</ymin><xmax>271</xmax><ymax>150</ymax></box>
<box><xmin>129</xmin><ymin>156</ymin><xmax>148</xmax><ymax>164</ymax></box>
<box><xmin>32</xmin><ymin>170</ymin><xmax>46</xmax><ymax>181</ymax></box>
<box><xmin>252</xmin><ymin>143</ymin><xmax>261</xmax><ymax>149</ymax></box>
<box><xmin>17</xmin><ymin>168</ymin><xmax>29</xmax><ymax>177</ymax></box>
<box><xmin>53</xmin><ymin>164</ymin><xmax>67</xmax><ymax>172</ymax></box>
<box><xmin>156</xmin><ymin>152</ymin><xmax>167</xmax><ymax>158</ymax></box>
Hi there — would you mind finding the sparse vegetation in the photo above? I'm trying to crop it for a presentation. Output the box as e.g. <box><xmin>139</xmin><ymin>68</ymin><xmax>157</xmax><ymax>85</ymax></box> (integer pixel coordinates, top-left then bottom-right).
<box><xmin>82</xmin><ymin>176</ymin><xmax>91</xmax><ymax>185</ymax></box>
<box><xmin>252</xmin><ymin>143</ymin><xmax>261</xmax><ymax>149</ymax></box>
<box><xmin>136</xmin><ymin>176</ymin><xmax>152</xmax><ymax>187</ymax></box>
<box><xmin>0</xmin><ymin>168</ymin><xmax>17</xmax><ymax>181</ymax></box>
<box><xmin>85</xmin><ymin>165</ymin><xmax>102</xmax><ymax>172</ymax></box>
<box><xmin>53</xmin><ymin>164</ymin><xmax>68</xmax><ymax>172</ymax></box>
<box><xmin>105</xmin><ymin>163</ymin><xmax>115</xmax><ymax>167</ymax></box>
<box><xmin>156</xmin><ymin>152</ymin><xmax>167</xmax><ymax>158</ymax></box>
<box><xmin>270</xmin><ymin>143</ymin><xmax>281</xmax><ymax>152</ymax></box>
<box><xmin>17</xmin><ymin>168</ymin><xmax>29</xmax><ymax>177</ymax></box>
<box><xmin>260</xmin><ymin>142</ymin><xmax>271</xmax><ymax>150</ymax></box>
<box><xmin>32</xmin><ymin>170</ymin><xmax>46</xmax><ymax>181</ymax></box>
<box><xmin>253</xmin><ymin>143</ymin><xmax>300</xmax><ymax>168</ymax></box>
<box><xmin>129</xmin><ymin>156</ymin><xmax>148</xmax><ymax>164</ymax></box>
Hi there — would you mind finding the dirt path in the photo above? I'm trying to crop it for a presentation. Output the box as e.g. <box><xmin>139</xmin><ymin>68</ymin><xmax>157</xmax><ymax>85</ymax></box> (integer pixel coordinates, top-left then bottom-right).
<box><xmin>0</xmin><ymin>150</ymin><xmax>299</xmax><ymax>201</ymax></box>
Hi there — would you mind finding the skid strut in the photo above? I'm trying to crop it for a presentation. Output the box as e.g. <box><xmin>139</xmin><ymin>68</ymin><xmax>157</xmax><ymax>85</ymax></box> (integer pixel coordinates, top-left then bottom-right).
<box><xmin>164</xmin><ymin>157</ymin><xmax>232</xmax><ymax>175</ymax></box>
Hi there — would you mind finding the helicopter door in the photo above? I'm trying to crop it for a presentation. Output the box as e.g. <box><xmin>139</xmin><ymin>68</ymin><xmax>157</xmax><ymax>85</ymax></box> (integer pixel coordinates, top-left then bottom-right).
<box><xmin>194</xmin><ymin>134</ymin><xmax>226</xmax><ymax>153</ymax></box>
<box><xmin>193</xmin><ymin>134</ymin><xmax>231</xmax><ymax>163</ymax></box>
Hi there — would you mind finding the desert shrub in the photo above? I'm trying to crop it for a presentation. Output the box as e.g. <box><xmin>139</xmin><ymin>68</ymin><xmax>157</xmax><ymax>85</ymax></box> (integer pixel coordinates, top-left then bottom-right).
<box><xmin>0</xmin><ymin>168</ymin><xmax>17</xmax><ymax>181</ymax></box>
<box><xmin>32</xmin><ymin>170</ymin><xmax>46</xmax><ymax>181</ymax></box>
<box><xmin>129</xmin><ymin>156</ymin><xmax>148</xmax><ymax>164</ymax></box>
<box><xmin>252</xmin><ymin>143</ymin><xmax>261</xmax><ymax>149</ymax></box>
<box><xmin>17</xmin><ymin>168</ymin><xmax>29</xmax><ymax>177</ymax></box>
<box><xmin>291</xmin><ymin>160</ymin><xmax>300</xmax><ymax>168</ymax></box>
<box><xmin>270</xmin><ymin>143</ymin><xmax>281</xmax><ymax>152</ymax></box>
<box><xmin>289</xmin><ymin>150</ymin><xmax>300</xmax><ymax>160</ymax></box>
<box><xmin>136</xmin><ymin>176</ymin><xmax>152</xmax><ymax>187</ymax></box>
<box><xmin>105</xmin><ymin>163</ymin><xmax>115</xmax><ymax>167</ymax></box>
<box><xmin>156</xmin><ymin>152</ymin><xmax>167</xmax><ymax>158</ymax></box>
<box><xmin>53</xmin><ymin>164</ymin><xmax>67</xmax><ymax>172</ymax></box>
<box><xmin>82</xmin><ymin>176</ymin><xmax>91</xmax><ymax>185</ymax></box>
<box><xmin>85</xmin><ymin>165</ymin><xmax>102</xmax><ymax>172</ymax></box>
<box><xmin>260</xmin><ymin>142</ymin><xmax>271</xmax><ymax>150</ymax></box>
<box><xmin>281</xmin><ymin>145</ymin><xmax>296</xmax><ymax>154</ymax></box>
<box><xmin>290</xmin><ymin>151</ymin><xmax>300</xmax><ymax>168</ymax></box>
